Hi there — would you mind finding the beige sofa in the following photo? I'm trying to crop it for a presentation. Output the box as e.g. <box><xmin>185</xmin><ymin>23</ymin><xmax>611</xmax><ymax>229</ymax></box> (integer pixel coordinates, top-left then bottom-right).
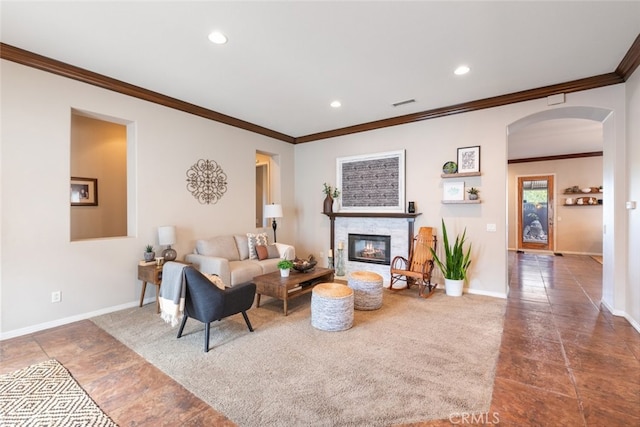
<box><xmin>185</xmin><ymin>234</ymin><xmax>295</xmax><ymax>287</ymax></box>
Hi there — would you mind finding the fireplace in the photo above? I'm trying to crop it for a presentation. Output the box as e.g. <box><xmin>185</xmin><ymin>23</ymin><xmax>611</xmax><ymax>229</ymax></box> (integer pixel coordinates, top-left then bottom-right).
<box><xmin>348</xmin><ymin>233</ymin><xmax>391</xmax><ymax>265</ymax></box>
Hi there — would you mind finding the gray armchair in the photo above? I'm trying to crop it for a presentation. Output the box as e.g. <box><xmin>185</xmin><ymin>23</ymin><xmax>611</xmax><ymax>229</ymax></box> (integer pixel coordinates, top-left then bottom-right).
<box><xmin>177</xmin><ymin>266</ymin><xmax>256</xmax><ymax>352</ymax></box>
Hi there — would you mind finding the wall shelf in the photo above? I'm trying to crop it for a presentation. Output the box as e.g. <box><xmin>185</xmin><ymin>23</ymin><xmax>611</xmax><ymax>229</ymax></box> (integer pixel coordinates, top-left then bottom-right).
<box><xmin>442</xmin><ymin>200</ymin><xmax>481</xmax><ymax>204</ymax></box>
<box><xmin>441</xmin><ymin>172</ymin><xmax>481</xmax><ymax>178</ymax></box>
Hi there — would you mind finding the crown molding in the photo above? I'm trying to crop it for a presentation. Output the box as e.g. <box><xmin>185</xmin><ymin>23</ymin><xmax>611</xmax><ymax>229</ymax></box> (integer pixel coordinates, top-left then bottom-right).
<box><xmin>616</xmin><ymin>33</ymin><xmax>640</xmax><ymax>80</ymax></box>
<box><xmin>0</xmin><ymin>43</ymin><xmax>295</xmax><ymax>144</ymax></box>
<box><xmin>294</xmin><ymin>74</ymin><xmax>622</xmax><ymax>143</ymax></box>
<box><xmin>508</xmin><ymin>151</ymin><xmax>603</xmax><ymax>164</ymax></box>
<box><xmin>1</xmin><ymin>38</ymin><xmax>636</xmax><ymax>145</ymax></box>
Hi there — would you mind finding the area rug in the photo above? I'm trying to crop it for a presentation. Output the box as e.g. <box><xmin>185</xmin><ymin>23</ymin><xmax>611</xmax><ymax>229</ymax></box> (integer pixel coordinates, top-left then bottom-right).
<box><xmin>0</xmin><ymin>359</ymin><xmax>117</xmax><ymax>426</ymax></box>
<box><xmin>92</xmin><ymin>289</ymin><xmax>506</xmax><ymax>426</ymax></box>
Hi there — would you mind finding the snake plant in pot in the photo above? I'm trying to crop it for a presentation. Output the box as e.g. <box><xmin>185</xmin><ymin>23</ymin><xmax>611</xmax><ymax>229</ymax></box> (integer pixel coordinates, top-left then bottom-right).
<box><xmin>430</xmin><ymin>219</ymin><xmax>472</xmax><ymax>296</ymax></box>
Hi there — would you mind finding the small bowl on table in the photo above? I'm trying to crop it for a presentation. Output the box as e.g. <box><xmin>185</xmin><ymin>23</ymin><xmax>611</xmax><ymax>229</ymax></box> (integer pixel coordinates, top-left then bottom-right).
<box><xmin>292</xmin><ymin>259</ymin><xmax>317</xmax><ymax>273</ymax></box>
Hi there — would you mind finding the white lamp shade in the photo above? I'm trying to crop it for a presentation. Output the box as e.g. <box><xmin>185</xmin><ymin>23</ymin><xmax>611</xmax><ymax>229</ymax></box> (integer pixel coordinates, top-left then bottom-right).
<box><xmin>158</xmin><ymin>226</ymin><xmax>176</xmax><ymax>246</ymax></box>
<box><xmin>264</xmin><ymin>204</ymin><xmax>283</xmax><ymax>219</ymax></box>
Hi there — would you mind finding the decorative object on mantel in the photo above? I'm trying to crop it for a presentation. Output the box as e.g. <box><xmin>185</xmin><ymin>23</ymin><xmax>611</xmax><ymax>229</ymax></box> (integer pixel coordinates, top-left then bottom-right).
<box><xmin>457</xmin><ymin>146</ymin><xmax>480</xmax><ymax>174</ymax></box>
<box><xmin>322</xmin><ymin>182</ymin><xmax>334</xmax><ymax>213</ymax></box>
<box><xmin>442</xmin><ymin>161</ymin><xmax>458</xmax><ymax>174</ymax></box>
<box><xmin>337</xmin><ymin>150</ymin><xmax>405</xmax><ymax>213</ymax></box>
<box><xmin>186</xmin><ymin>159</ymin><xmax>227</xmax><ymax>204</ymax></box>
<box><xmin>467</xmin><ymin>187</ymin><xmax>479</xmax><ymax>200</ymax></box>
<box><xmin>408</xmin><ymin>201</ymin><xmax>416</xmax><ymax>213</ymax></box>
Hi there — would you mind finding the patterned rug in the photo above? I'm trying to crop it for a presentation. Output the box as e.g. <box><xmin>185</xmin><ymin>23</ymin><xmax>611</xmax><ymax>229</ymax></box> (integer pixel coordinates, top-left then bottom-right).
<box><xmin>0</xmin><ymin>359</ymin><xmax>117</xmax><ymax>426</ymax></box>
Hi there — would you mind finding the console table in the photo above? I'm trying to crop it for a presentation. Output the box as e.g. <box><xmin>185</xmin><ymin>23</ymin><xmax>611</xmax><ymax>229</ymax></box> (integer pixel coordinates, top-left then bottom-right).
<box><xmin>322</xmin><ymin>212</ymin><xmax>422</xmax><ymax>256</ymax></box>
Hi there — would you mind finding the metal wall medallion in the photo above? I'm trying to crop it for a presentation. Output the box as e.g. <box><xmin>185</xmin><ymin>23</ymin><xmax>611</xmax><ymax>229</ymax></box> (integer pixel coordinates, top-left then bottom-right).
<box><xmin>186</xmin><ymin>159</ymin><xmax>228</xmax><ymax>204</ymax></box>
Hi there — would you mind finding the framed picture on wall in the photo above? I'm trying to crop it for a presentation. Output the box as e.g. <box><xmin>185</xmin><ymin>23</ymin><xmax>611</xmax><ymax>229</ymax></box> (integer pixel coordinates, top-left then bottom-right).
<box><xmin>70</xmin><ymin>177</ymin><xmax>98</xmax><ymax>206</ymax></box>
<box><xmin>457</xmin><ymin>146</ymin><xmax>481</xmax><ymax>173</ymax></box>
<box><xmin>337</xmin><ymin>150</ymin><xmax>405</xmax><ymax>212</ymax></box>
<box><xmin>443</xmin><ymin>181</ymin><xmax>465</xmax><ymax>201</ymax></box>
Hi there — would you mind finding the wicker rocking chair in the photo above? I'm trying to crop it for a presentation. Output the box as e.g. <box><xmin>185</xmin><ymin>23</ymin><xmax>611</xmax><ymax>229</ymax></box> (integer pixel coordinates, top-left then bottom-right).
<box><xmin>389</xmin><ymin>227</ymin><xmax>438</xmax><ymax>298</ymax></box>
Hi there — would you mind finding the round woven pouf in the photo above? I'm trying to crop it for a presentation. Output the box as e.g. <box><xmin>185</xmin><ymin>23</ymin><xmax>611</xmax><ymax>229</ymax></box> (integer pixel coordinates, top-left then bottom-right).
<box><xmin>311</xmin><ymin>282</ymin><xmax>354</xmax><ymax>332</ymax></box>
<box><xmin>348</xmin><ymin>271</ymin><xmax>383</xmax><ymax>310</ymax></box>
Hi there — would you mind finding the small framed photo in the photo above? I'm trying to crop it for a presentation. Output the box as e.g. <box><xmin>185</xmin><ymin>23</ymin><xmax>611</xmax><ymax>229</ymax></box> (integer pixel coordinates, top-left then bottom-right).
<box><xmin>70</xmin><ymin>177</ymin><xmax>98</xmax><ymax>206</ymax></box>
<box><xmin>457</xmin><ymin>146</ymin><xmax>481</xmax><ymax>173</ymax></box>
<box><xmin>443</xmin><ymin>181</ymin><xmax>465</xmax><ymax>201</ymax></box>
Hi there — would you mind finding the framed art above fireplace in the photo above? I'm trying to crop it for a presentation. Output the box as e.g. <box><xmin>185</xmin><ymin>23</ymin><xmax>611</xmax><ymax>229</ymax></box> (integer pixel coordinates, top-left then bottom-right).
<box><xmin>337</xmin><ymin>150</ymin><xmax>405</xmax><ymax>213</ymax></box>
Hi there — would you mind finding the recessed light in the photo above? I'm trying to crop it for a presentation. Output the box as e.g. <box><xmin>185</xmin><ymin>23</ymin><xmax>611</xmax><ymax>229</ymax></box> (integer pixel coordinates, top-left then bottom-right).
<box><xmin>454</xmin><ymin>65</ymin><xmax>470</xmax><ymax>75</ymax></box>
<box><xmin>330</xmin><ymin>100</ymin><xmax>342</xmax><ymax>108</ymax></box>
<box><xmin>208</xmin><ymin>31</ymin><xmax>228</xmax><ymax>44</ymax></box>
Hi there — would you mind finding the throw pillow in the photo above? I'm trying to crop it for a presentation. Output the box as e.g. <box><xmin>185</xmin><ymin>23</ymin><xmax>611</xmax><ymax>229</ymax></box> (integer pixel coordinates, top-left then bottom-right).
<box><xmin>266</xmin><ymin>244</ymin><xmax>280</xmax><ymax>259</ymax></box>
<box><xmin>204</xmin><ymin>273</ymin><xmax>226</xmax><ymax>290</ymax></box>
<box><xmin>247</xmin><ymin>232</ymin><xmax>269</xmax><ymax>260</ymax></box>
<box><xmin>255</xmin><ymin>245</ymin><xmax>269</xmax><ymax>261</ymax></box>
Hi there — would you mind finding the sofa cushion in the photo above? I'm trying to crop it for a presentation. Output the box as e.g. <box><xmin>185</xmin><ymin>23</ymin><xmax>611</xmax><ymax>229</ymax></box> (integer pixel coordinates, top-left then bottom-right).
<box><xmin>234</xmin><ymin>235</ymin><xmax>250</xmax><ymax>260</ymax></box>
<box><xmin>229</xmin><ymin>260</ymin><xmax>262</xmax><ymax>285</ymax></box>
<box><xmin>247</xmin><ymin>232</ymin><xmax>268</xmax><ymax>260</ymax></box>
<box><xmin>196</xmin><ymin>236</ymin><xmax>240</xmax><ymax>261</ymax></box>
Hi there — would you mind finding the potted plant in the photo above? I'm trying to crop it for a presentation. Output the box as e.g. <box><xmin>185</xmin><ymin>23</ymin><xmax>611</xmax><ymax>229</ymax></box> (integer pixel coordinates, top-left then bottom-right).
<box><xmin>332</xmin><ymin>186</ymin><xmax>341</xmax><ymax>211</ymax></box>
<box><xmin>467</xmin><ymin>187</ymin><xmax>479</xmax><ymax>200</ymax></box>
<box><xmin>430</xmin><ymin>219</ymin><xmax>471</xmax><ymax>296</ymax></box>
<box><xmin>144</xmin><ymin>244</ymin><xmax>155</xmax><ymax>262</ymax></box>
<box><xmin>277</xmin><ymin>259</ymin><xmax>294</xmax><ymax>277</ymax></box>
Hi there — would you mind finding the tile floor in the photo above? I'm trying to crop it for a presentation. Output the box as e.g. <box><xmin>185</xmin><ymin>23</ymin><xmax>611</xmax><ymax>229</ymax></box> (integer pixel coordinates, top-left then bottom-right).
<box><xmin>1</xmin><ymin>253</ymin><xmax>638</xmax><ymax>426</ymax></box>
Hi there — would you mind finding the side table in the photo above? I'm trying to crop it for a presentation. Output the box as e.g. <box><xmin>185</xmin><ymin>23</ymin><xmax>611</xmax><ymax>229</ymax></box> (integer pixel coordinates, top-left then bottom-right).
<box><xmin>138</xmin><ymin>264</ymin><xmax>163</xmax><ymax>313</ymax></box>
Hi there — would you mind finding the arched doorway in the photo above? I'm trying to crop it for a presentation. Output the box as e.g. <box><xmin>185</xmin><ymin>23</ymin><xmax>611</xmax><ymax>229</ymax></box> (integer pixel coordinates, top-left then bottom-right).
<box><xmin>506</xmin><ymin>106</ymin><xmax>622</xmax><ymax>311</ymax></box>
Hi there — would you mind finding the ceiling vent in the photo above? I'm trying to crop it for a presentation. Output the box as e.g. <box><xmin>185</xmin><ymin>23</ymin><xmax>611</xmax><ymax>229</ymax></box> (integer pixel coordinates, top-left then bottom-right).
<box><xmin>392</xmin><ymin>99</ymin><xmax>416</xmax><ymax>107</ymax></box>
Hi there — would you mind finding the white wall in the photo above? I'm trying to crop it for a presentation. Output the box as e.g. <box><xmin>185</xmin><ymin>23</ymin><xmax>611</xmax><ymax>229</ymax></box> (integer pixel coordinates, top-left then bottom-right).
<box><xmin>0</xmin><ymin>60</ymin><xmax>295</xmax><ymax>336</ymax></box>
<box><xmin>626</xmin><ymin>69</ymin><xmax>640</xmax><ymax>326</ymax></box>
<box><xmin>293</xmin><ymin>84</ymin><xmax>631</xmax><ymax>316</ymax></box>
<box><xmin>2</xmin><ymin>59</ymin><xmax>637</xmax><ymax>337</ymax></box>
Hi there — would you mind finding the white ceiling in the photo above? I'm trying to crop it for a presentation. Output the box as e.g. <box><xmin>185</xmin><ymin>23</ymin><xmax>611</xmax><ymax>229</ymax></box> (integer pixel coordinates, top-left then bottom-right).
<box><xmin>1</xmin><ymin>1</ymin><xmax>638</xmax><ymax>152</ymax></box>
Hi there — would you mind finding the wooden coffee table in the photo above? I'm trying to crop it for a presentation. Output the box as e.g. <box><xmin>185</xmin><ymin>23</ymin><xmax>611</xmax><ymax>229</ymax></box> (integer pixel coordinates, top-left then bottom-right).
<box><xmin>254</xmin><ymin>267</ymin><xmax>335</xmax><ymax>316</ymax></box>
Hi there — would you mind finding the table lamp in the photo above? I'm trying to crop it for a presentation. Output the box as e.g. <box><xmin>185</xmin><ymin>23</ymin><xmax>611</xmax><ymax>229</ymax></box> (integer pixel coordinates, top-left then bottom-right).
<box><xmin>158</xmin><ymin>225</ymin><xmax>177</xmax><ymax>261</ymax></box>
<box><xmin>264</xmin><ymin>203</ymin><xmax>283</xmax><ymax>242</ymax></box>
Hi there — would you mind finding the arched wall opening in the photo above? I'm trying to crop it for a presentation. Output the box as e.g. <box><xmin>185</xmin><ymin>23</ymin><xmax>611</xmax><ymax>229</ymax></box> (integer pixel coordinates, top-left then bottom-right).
<box><xmin>507</xmin><ymin>106</ymin><xmax>624</xmax><ymax>312</ymax></box>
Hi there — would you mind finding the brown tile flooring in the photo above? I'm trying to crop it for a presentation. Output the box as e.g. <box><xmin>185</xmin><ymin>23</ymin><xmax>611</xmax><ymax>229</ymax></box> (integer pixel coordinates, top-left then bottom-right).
<box><xmin>1</xmin><ymin>253</ymin><xmax>638</xmax><ymax>426</ymax></box>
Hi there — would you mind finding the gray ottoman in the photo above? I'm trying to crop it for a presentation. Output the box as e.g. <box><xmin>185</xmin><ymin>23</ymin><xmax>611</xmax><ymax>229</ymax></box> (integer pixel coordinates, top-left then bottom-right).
<box><xmin>311</xmin><ymin>283</ymin><xmax>354</xmax><ymax>331</ymax></box>
<box><xmin>348</xmin><ymin>271</ymin><xmax>383</xmax><ymax>310</ymax></box>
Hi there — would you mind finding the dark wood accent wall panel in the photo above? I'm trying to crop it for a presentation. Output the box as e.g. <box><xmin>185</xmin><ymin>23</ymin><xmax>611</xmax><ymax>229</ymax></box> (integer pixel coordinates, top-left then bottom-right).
<box><xmin>0</xmin><ymin>43</ymin><xmax>295</xmax><ymax>144</ymax></box>
<box><xmin>508</xmin><ymin>151</ymin><xmax>603</xmax><ymax>164</ymax></box>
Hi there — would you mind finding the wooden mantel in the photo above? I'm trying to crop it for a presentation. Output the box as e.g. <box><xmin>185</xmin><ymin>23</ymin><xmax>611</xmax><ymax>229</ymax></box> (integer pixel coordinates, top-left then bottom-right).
<box><xmin>322</xmin><ymin>212</ymin><xmax>422</xmax><ymax>256</ymax></box>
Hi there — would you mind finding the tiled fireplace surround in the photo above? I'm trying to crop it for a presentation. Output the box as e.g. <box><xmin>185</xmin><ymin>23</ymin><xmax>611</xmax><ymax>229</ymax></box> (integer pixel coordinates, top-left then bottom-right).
<box><xmin>331</xmin><ymin>214</ymin><xmax>419</xmax><ymax>284</ymax></box>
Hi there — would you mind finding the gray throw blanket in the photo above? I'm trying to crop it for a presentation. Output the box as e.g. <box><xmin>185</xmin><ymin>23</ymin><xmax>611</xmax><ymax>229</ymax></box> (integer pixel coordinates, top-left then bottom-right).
<box><xmin>159</xmin><ymin>262</ymin><xmax>188</xmax><ymax>327</ymax></box>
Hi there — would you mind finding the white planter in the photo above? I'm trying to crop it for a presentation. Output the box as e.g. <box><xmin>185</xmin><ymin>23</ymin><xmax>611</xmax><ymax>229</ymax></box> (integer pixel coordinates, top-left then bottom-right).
<box><xmin>280</xmin><ymin>268</ymin><xmax>290</xmax><ymax>278</ymax></box>
<box><xmin>444</xmin><ymin>278</ymin><xmax>464</xmax><ymax>296</ymax></box>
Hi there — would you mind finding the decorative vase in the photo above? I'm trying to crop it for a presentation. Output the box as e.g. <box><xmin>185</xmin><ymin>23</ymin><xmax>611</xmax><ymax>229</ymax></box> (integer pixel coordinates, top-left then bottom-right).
<box><xmin>323</xmin><ymin>194</ymin><xmax>333</xmax><ymax>213</ymax></box>
<box><xmin>408</xmin><ymin>201</ymin><xmax>415</xmax><ymax>213</ymax></box>
<box><xmin>332</xmin><ymin>198</ymin><xmax>339</xmax><ymax>212</ymax></box>
<box><xmin>144</xmin><ymin>251</ymin><xmax>155</xmax><ymax>262</ymax></box>
<box><xmin>469</xmin><ymin>194</ymin><xmax>478</xmax><ymax>200</ymax></box>
<box><xmin>280</xmin><ymin>268</ymin><xmax>290</xmax><ymax>278</ymax></box>
<box><xmin>445</xmin><ymin>278</ymin><xmax>464</xmax><ymax>296</ymax></box>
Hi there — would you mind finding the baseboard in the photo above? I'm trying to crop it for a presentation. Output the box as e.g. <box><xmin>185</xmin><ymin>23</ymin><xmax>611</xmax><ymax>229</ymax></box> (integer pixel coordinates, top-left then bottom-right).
<box><xmin>600</xmin><ymin>299</ymin><xmax>640</xmax><ymax>333</ymax></box>
<box><xmin>0</xmin><ymin>299</ymin><xmax>146</xmax><ymax>341</ymax></box>
<box><xmin>466</xmin><ymin>288</ymin><xmax>507</xmax><ymax>299</ymax></box>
